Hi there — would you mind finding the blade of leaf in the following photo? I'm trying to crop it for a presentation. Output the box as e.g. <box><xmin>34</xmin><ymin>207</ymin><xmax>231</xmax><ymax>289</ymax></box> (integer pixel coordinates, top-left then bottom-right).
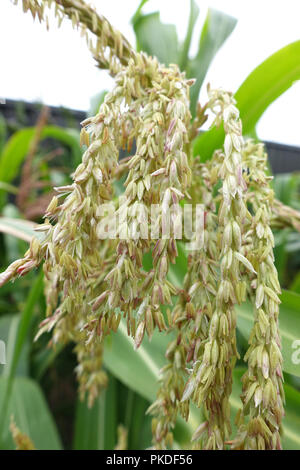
<box><xmin>0</xmin><ymin>128</ymin><xmax>35</xmax><ymax>184</ymax></box>
<box><xmin>124</xmin><ymin>389</ymin><xmax>151</xmax><ymax>449</ymax></box>
<box><xmin>235</xmin><ymin>40</ymin><xmax>300</xmax><ymax>136</ymax></box>
<box><xmin>188</xmin><ymin>8</ymin><xmax>237</xmax><ymax>117</ymax></box>
<box><xmin>103</xmin><ymin>320</ymin><xmax>199</xmax><ymax>446</ymax></box>
<box><xmin>0</xmin><ymin>315</ymin><xmax>29</xmax><ymax>377</ymax></box>
<box><xmin>0</xmin><ymin>376</ymin><xmax>62</xmax><ymax>450</ymax></box>
<box><xmin>0</xmin><ymin>217</ymin><xmax>40</xmax><ymax>243</ymax></box>
<box><xmin>193</xmin><ymin>40</ymin><xmax>300</xmax><ymax>160</ymax></box>
<box><xmin>73</xmin><ymin>373</ymin><xmax>117</xmax><ymax>450</ymax></box>
<box><xmin>88</xmin><ymin>91</ymin><xmax>107</xmax><ymax>117</ymax></box>
<box><xmin>133</xmin><ymin>11</ymin><xmax>179</xmax><ymax>65</ymax></box>
<box><xmin>40</xmin><ymin>125</ymin><xmax>82</xmax><ymax>165</ymax></box>
<box><xmin>31</xmin><ymin>343</ymin><xmax>64</xmax><ymax>381</ymax></box>
<box><xmin>104</xmin><ymin>320</ymin><xmax>165</xmax><ymax>402</ymax></box>
<box><xmin>5</xmin><ymin>269</ymin><xmax>43</xmax><ymax>380</ymax></box>
<box><xmin>0</xmin><ymin>125</ymin><xmax>82</xmax><ymax>208</ymax></box>
<box><xmin>168</xmin><ymin>242</ymin><xmax>187</xmax><ymax>287</ymax></box>
<box><xmin>179</xmin><ymin>0</ymin><xmax>199</xmax><ymax>71</ymax></box>
<box><xmin>0</xmin><ymin>270</ymin><xmax>44</xmax><ymax>440</ymax></box>
<box><xmin>131</xmin><ymin>0</ymin><xmax>150</xmax><ymax>27</ymax></box>
<box><xmin>0</xmin><ymin>114</ymin><xmax>6</xmax><ymax>155</ymax></box>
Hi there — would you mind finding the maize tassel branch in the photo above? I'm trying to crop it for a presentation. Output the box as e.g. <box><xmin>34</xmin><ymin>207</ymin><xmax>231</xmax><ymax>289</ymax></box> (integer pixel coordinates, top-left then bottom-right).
<box><xmin>0</xmin><ymin>0</ymin><xmax>289</xmax><ymax>449</ymax></box>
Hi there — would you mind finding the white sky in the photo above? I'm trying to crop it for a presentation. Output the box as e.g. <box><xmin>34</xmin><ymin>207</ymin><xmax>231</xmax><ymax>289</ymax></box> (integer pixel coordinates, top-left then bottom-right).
<box><xmin>0</xmin><ymin>0</ymin><xmax>299</xmax><ymax>146</ymax></box>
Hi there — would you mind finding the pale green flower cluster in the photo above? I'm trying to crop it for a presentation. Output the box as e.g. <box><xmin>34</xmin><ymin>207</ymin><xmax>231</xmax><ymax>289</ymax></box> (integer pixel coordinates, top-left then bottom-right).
<box><xmin>149</xmin><ymin>196</ymin><xmax>218</xmax><ymax>449</ymax></box>
<box><xmin>150</xmin><ymin>90</ymin><xmax>256</xmax><ymax>450</ymax></box>
<box><xmin>231</xmin><ymin>142</ymin><xmax>284</xmax><ymax>450</ymax></box>
<box><xmin>1</xmin><ymin>0</ymin><xmax>286</xmax><ymax>449</ymax></box>
<box><xmin>2</xmin><ymin>2</ymin><xmax>194</xmax><ymax>405</ymax></box>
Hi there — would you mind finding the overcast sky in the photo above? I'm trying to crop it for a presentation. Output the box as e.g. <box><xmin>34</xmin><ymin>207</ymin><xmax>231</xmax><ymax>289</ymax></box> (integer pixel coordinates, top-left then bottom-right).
<box><xmin>0</xmin><ymin>0</ymin><xmax>299</xmax><ymax>146</ymax></box>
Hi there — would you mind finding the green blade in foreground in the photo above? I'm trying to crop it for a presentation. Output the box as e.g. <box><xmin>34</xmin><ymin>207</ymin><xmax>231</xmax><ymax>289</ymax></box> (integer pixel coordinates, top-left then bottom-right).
<box><xmin>0</xmin><ymin>376</ymin><xmax>62</xmax><ymax>450</ymax></box>
<box><xmin>73</xmin><ymin>374</ymin><xmax>117</xmax><ymax>450</ymax></box>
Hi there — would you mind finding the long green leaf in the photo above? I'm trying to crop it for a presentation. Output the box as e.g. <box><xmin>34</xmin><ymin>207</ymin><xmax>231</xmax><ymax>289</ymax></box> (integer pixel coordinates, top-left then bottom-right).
<box><xmin>0</xmin><ymin>128</ymin><xmax>35</xmax><ymax>184</ymax></box>
<box><xmin>0</xmin><ymin>270</ymin><xmax>44</xmax><ymax>439</ymax></box>
<box><xmin>133</xmin><ymin>12</ymin><xmax>179</xmax><ymax>65</ymax></box>
<box><xmin>40</xmin><ymin>125</ymin><xmax>82</xmax><ymax>165</ymax></box>
<box><xmin>179</xmin><ymin>0</ymin><xmax>199</xmax><ymax>71</ymax></box>
<box><xmin>0</xmin><ymin>315</ymin><xmax>29</xmax><ymax>377</ymax></box>
<box><xmin>193</xmin><ymin>40</ymin><xmax>300</xmax><ymax>160</ymax></box>
<box><xmin>5</xmin><ymin>270</ymin><xmax>43</xmax><ymax>380</ymax></box>
<box><xmin>104</xmin><ymin>320</ymin><xmax>203</xmax><ymax>444</ymax></box>
<box><xmin>188</xmin><ymin>8</ymin><xmax>237</xmax><ymax>117</ymax></box>
<box><xmin>0</xmin><ymin>114</ymin><xmax>6</xmax><ymax>155</ymax></box>
<box><xmin>0</xmin><ymin>125</ymin><xmax>81</xmax><ymax>208</ymax></box>
<box><xmin>131</xmin><ymin>0</ymin><xmax>149</xmax><ymax>27</ymax></box>
<box><xmin>73</xmin><ymin>373</ymin><xmax>117</xmax><ymax>450</ymax></box>
<box><xmin>237</xmin><ymin>290</ymin><xmax>300</xmax><ymax>377</ymax></box>
<box><xmin>0</xmin><ymin>217</ymin><xmax>39</xmax><ymax>243</ymax></box>
<box><xmin>0</xmin><ymin>376</ymin><xmax>62</xmax><ymax>450</ymax></box>
<box><xmin>235</xmin><ymin>40</ymin><xmax>300</xmax><ymax>136</ymax></box>
<box><xmin>104</xmin><ymin>320</ymin><xmax>167</xmax><ymax>403</ymax></box>
<box><xmin>2</xmin><ymin>205</ymin><xmax>27</xmax><ymax>264</ymax></box>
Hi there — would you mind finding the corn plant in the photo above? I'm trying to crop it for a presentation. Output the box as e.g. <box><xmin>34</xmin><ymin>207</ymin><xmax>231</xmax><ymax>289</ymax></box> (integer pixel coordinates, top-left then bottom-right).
<box><xmin>1</xmin><ymin>0</ymin><xmax>300</xmax><ymax>450</ymax></box>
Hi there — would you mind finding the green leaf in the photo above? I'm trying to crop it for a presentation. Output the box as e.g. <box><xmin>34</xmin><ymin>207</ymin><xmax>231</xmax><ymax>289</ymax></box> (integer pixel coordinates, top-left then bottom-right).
<box><xmin>282</xmin><ymin>382</ymin><xmax>300</xmax><ymax>449</ymax></box>
<box><xmin>0</xmin><ymin>376</ymin><xmax>62</xmax><ymax>450</ymax></box>
<box><xmin>131</xmin><ymin>0</ymin><xmax>150</xmax><ymax>26</ymax></box>
<box><xmin>290</xmin><ymin>272</ymin><xmax>300</xmax><ymax>295</ymax></box>
<box><xmin>0</xmin><ymin>315</ymin><xmax>29</xmax><ymax>377</ymax></box>
<box><xmin>103</xmin><ymin>320</ymin><xmax>199</xmax><ymax>445</ymax></box>
<box><xmin>133</xmin><ymin>12</ymin><xmax>179</xmax><ymax>65</ymax></box>
<box><xmin>193</xmin><ymin>40</ymin><xmax>300</xmax><ymax>160</ymax></box>
<box><xmin>188</xmin><ymin>8</ymin><xmax>236</xmax><ymax>117</ymax></box>
<box><xmin>0</xmin><ymin>125</ymin><xmax>81</xmax><ymax>208</ymax></box>
<box><xmin>0</xmin><ymin>128</ymin><xmax>35</xmax><ymax>184</ymax></box>
<box><xmin>32</xmin><ymin>344</ymin><xmax>64</xmax><ymax>381</ymax></box>
<box><xmin>89</xmin><ymin>91</ymin><xmax>107</xmax><ymax>117</ymax></box>
<box><xmin>0</xmin><ymin>217</ymin><xmax>40</xmax><ymax>243</ymax></box>
<box><xmin>124</xmin><ymin>389</ymin><xmax>151</xmax><ymax>449</ymax></box>
<box><xmin>0</xmin><ymin>270</ymin><xmax>44</xmax><ymax>437</ymax></box>
<box><xmin>179</xmin><ymin>0</ymin><xmax>199</xmax><ymax>71</ymax></box>
<box><xmin>73</xmin><ymin>373</ymin><xmax>117</xmax><ymax>450</ymax></box>
<box><xmin>0</xmin><ymin>114</ymin><xmax>7</xmax><ymax>155</ymax></box>
<box><xmin>273</xmin><ymin>229</ymin><xmax>289</xmax><ymax>285</ymax></box>
<box><xmin>237</xmin><ymin>290</ymin><xmax>300</xmax><ymax>377</ymax></box>
<box><xmin>6</xmin><ymin>270</ymin><xmax>44</xmax><ymax>380</ymax></box>
<box><xmin>273</xmin><ymin>173</ymin><xmax>299</xmax><ymax>207</ymax></box>
<box><xmin>104</xmin><ymin>320</ymin><xmax>167</xmax><ymax>403</ymax></box>
<box><xmin>2</xmin><ymin>205</ymin><xmax>28</xmax><ymax>264</ymax></box>
<box><xmin>168</xmin><ymin>242</ymin><xmax>187</xmax><ymax>287</ymax></box>
<box><xmin>40</xmin><ymin>125</ymin><xmax>82</xmax><ymax>165</ymax></box>
<box><xmin>235</xmin><ymin>40</ymin><xmax>300</xmax><ymax>136</ymax></box>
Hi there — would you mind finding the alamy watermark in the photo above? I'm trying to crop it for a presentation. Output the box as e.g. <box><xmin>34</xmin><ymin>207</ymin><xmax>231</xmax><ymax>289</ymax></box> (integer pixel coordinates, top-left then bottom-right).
<box><xmin>0</xmin><ymin>340</ymin><xmax>5</xmax><ymax>365</ymax></box>
<box><xmin>291</xmin><ymin>339</ymin><xmax>300</xmax><ymax>365</ymax></box>
<box><xmin>94</xmin><ymin>198</ymin><xmax>205</xmax><ymax>251</ymax></box>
